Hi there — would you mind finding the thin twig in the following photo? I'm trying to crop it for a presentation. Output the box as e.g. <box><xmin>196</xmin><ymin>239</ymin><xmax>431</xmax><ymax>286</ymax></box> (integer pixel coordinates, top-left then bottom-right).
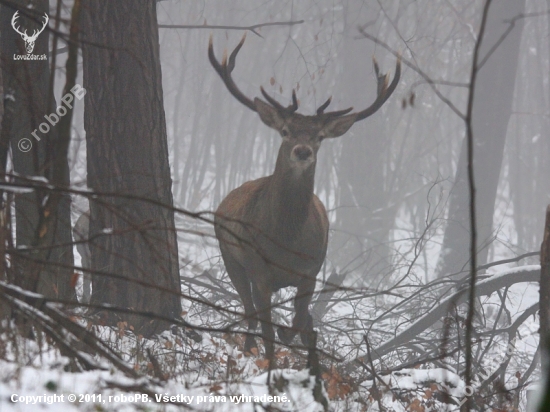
<box><xmin>357</xmin><ymin>27</ymin><xmax>465</xmax><ymax>120</ymax></box>
<box><xmin>158</xmin><ymin>20</ymin><xmax>304</xmax><ymax>38</ymax></box>
<box><xmin>364</xmin><ymin>335</ymin><xmax>386</xmax><ymax>412</ymax></box>
<box><xmin>463</xmin><ymin>2</ymin><xmax>492</xmax><ymax>410</ymax></box>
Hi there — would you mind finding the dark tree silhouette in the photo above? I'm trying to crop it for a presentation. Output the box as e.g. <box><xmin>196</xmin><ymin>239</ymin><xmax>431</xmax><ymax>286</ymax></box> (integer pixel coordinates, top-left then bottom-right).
<box><xmin>81</xmin><ymin>0</ymin><xmax>182</xmax><ymax>335</ymax></box>
<box><xmin>0</xmin><ymin>0</ymin><xmax>74</xmax><ymax>299</ymax></box>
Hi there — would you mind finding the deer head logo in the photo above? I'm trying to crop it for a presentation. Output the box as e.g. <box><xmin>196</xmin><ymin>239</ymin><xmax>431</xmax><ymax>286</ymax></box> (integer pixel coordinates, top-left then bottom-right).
<box><xmin>11</xmin><ymin>11</ymin><xmax>49</xmax><ymax>54</ymax></box>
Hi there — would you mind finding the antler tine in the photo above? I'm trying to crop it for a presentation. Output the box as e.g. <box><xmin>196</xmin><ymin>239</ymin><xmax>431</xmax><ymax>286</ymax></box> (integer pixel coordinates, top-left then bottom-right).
<box><xmin>208</xmin><ymin>34</ymin><xmax>257</xmax><ymax>112</ymax></box>
<box><xmin>318</xmin><ymin>96</ymin><xmax>355</xmax><ymax>117</ymax></box>
<box><xmin>317</xmin><ymin>95</ymin><xmax>355</xmax><ymax>118</ymax></box>
<box><xmin>372</xmin><ymin>56</ymin><xmax>388</xmax><ymax>96</ymax></box>
<box><xmin>39</xmin><ymin>13</ymin><xmax>48</xmax><ymax>31</ymax></box>
<box><xmin>11</xmin><ymin>11</ymin><xmax>26</xmax><ymax>36</ymax></box>
<box><xmin>316</xmin><ymin>97</ymin><xmax>332</xmax><ymax>115</ymax></box>
<box><xmin>324</xmin><ymin>107</ymin><xmax>354</xmax><ymax>118</ymax></box>
<box><xmin>226</xmin><ymin>33</ymin><xmax>246</xmax><ymax>73</ymax></box>
<box><xmin>260</xmin><ymin>87</ymin><xmax>286</xmax><ymax>111</ymax></box>
<box><xmin>291</xmin><ymin>89</ymin><xmax>298</xmax><ymax>112</ymax></box>
<box><xmin>260</xmin><ymin>87</ymin><xmax>299</xmax><ymax>113</ymax></box>
<box><xmin>353</xmin><ymin>54</ymin><xmax>401</xmax><ymax>122</ymax></box>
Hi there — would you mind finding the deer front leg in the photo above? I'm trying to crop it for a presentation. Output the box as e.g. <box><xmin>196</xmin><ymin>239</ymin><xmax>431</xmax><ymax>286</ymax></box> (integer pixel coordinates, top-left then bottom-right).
<box><xmin>223</xmin><ymin>255</ymin><xmax>258</xmax><ymax>353</ymax></box>
<box><xmin>278</xmin><ymin>283</ymin><xmax>314</xmax><ymax>346</ymax></box>
<box><xmin>251</xmin><ymin>282</ymin><xmax>275</xmax><ymax>360</ymax></box>
<box><xmin>236</xmin><ymin>280</ymin><xmax>258</xmax><ymax>354</ymax></box>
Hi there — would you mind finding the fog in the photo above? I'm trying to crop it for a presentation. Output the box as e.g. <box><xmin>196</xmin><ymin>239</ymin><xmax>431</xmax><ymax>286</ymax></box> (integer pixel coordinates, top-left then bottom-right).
<box><xmin>151</xmin><ymin>0</ymin><xmax>549</xmax><ymax>283</ymax></box>
<box><xmin>1</xmin><ymin>0</ymin><xmax>549</xmax><ymax>410</ymax></box>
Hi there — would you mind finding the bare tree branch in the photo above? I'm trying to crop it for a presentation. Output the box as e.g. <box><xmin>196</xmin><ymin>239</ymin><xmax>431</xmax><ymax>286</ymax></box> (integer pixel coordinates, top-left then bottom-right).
<box><xmin>158</xmin><ymin>20</ymin><xmax>304</xmax><ymax>37</ymax></box>
<box><xmin>365</xmin><ymin>265</ymin><xmax>539</xmax><ymax>362</ymax></box>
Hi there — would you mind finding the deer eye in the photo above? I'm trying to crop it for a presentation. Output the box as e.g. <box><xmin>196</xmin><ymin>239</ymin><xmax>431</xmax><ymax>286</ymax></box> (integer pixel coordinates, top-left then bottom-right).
<box><xmin>281</xmin><ymin>128</ymin><xmax>289</xmax><ymax>137</ymax></box>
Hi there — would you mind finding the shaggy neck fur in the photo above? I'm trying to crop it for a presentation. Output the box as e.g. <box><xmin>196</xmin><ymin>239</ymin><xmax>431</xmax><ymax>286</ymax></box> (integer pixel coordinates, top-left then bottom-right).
<box><xmin>267</xmin><ymin>151</ymin><xmax>315</xmax><ymax>241</ymax></box>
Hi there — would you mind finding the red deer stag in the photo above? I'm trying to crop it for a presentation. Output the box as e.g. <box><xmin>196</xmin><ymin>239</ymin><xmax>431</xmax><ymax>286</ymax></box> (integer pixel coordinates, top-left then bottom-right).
<box><xmin>211</xmin><ymin>34</ymin><xmax>400</xmax><ymax>358</ymax></box>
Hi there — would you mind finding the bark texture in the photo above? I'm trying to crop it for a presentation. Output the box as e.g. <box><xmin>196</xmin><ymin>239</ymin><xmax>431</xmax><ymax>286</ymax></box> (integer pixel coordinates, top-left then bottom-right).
<box><xmin>81</xmin><ymin>0</ymin><xmax>182</xmax><ymax>335</ymax></box>
<box><xmin>0</xmin><ymin>0</ymin><xmax>74</xmax><ymax>299</ymax></box>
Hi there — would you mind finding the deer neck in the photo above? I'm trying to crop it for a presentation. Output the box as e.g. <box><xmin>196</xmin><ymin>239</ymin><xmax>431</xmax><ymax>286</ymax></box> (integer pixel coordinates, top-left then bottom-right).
<box><xmin>266</xmin><ymin>154</ymin><xmax>315</xmax><ymax>239</ymax></box>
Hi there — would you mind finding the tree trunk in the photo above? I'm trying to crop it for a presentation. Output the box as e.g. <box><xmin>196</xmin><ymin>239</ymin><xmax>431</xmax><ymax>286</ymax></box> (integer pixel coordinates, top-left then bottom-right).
<box><xmin>437</xmin><ymin>0</ymin><xmax>525</xmax><ymax>277</ymax></box>
<box><xmin>508</xmin><ymin>2</ymin><xmax>550</xmax><ymax>256</ymax></box>
<box><xmin>0</xmin><ymin>0</ymin><xmax>74</xmax><ymax>299</ymax></box>
<box><xmin>81</xmin><ymin>0</ymin><xmax>182</xmax><ymax>336</ymax></box>
<box><xmin>540</xmin><ymin>206</ymin><xmax>550</xmax><ymax>367</ymax></box>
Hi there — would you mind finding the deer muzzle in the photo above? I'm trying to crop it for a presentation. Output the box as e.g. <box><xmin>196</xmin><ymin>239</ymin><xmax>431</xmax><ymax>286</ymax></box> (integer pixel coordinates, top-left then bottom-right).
<box><xmin>291</xmin><ymin>145</ymin><xmax>313</xmax><ymax>163</ymax></box>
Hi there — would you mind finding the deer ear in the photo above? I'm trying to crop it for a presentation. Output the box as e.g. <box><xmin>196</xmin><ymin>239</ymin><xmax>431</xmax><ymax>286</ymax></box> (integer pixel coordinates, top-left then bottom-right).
<box><xmin>254</xmin><ymin>98</ymin><xmax>285</xmax><ymax>130</ymax></box>
<box><xmin>323</xmin><ymin>114</ymin><xmax>357</xmax><ymax>138</ymax></box>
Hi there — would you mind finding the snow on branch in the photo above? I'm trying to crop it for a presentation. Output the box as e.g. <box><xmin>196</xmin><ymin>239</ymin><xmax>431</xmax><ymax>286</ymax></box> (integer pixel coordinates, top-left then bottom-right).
<box><xmin>368</xmin><ymin>265</ymin><xmax>540</xmax><ymax>361</ymax></box>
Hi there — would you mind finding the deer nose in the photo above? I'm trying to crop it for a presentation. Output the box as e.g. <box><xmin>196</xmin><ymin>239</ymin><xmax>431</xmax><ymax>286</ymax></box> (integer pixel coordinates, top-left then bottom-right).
<box><xmin>292</xmin><ymin>145</ymin><xmax>313</xmax><ymax>161</ymax></box>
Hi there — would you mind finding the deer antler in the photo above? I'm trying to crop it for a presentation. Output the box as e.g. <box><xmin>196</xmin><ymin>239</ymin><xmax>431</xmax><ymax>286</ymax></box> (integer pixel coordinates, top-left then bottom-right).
<box><xmin>208</xmin><ymin>33</ymin><xmax>257</xmax><ymax>112</ymax></box>
<box><xmin>209</xmin><ymin>35</ymin><xmax>400</xmax><ymax>120</ymax></box>
<box><xmin>209</xmin><ymin>34</ymin><xmax>300</xmax><ymax>114</ymax></box>
<box><xmin>11</xmin><ymin>11</ymin><xmax>48</xmax><ymax>40</ymax></box>
<box><xmin>316</xmin><ymin>55</ymin><xmax>401</xmax><ymax>120</ymax></box>
<box><xmin>350</xmin><ymin>55</ymin><xmax>401</xmax><ymax>122</ymax></box>
<box><xmin>260</xmin><ymin>87</ymin><xmax>298</xmax><ymax>114</ymax></box>
<box><xmin>29</xmin><ymin>13</ymin><xmax>49</xmax><ymax>40</ymax></box>
<box><xmin>11</xmin><ymin>11</ymin><xmax>27</xmax><ymax>37</ymax></box>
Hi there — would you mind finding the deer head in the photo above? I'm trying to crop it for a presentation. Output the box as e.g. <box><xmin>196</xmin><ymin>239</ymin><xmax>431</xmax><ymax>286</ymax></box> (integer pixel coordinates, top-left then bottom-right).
<box><xmin>208</xmin><ymin>33</ymin><xmax>401</xmax><ymax>179</ymax></box>
<box><xmin>11</xmin><ymin>11</ymin><xmax>49</xmax><ymax>54</ymax></box>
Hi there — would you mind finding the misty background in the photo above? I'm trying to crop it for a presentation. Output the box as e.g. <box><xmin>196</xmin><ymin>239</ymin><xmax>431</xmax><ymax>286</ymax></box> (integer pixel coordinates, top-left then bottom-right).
<box><xmin>2</xmin><ymin>0</ymin><xmax>548</xmax><ymax>410</ymax></box>
<box><xmin>75</xmin><ymin>0</ymin><xmax>549</xmax><ymax>286</ymax></box>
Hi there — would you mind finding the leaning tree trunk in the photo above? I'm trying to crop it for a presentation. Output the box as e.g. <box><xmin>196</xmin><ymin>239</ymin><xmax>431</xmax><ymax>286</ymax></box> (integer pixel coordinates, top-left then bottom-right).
<box><xmin>0</xmin><ymin>0</ymin><xmax>74</xmax><ymax>299</ymax></box>
<box><xmin>81</xmin><ymin>0</ymin><xmax>182</xmax><ymax>336</ymax></box>
<box><xmin>437</xmin><ymin>0</ymin><xmax>525</xmax><ymax>277</ymax></box>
